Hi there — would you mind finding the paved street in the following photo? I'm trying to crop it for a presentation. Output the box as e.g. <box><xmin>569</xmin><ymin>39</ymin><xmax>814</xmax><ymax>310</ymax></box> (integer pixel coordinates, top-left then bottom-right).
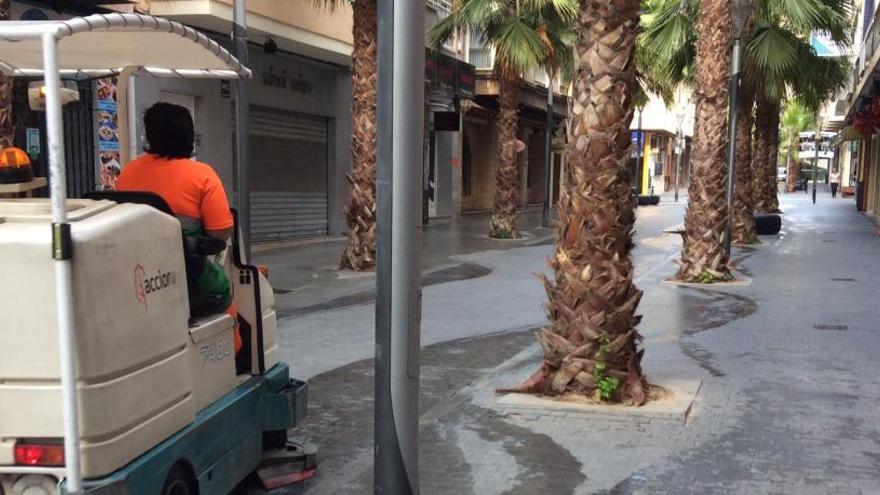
<box><xmin>258</xmin><ymin>191</ymin><xmax>880</xmax><ymax>494</ymax></box>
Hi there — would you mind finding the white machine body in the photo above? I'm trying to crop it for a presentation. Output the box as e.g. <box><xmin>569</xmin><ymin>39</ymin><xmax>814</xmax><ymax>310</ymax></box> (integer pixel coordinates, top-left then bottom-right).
<box><xmin>0</xmin><ymin>198</ymin><xmax>279</xmax><ymax>488</ymax></box>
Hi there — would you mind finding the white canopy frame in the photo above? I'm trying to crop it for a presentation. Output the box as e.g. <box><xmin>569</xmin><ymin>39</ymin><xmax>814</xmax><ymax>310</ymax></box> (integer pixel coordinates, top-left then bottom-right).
<box><xmin>0</xmin><ymin>14</ymin><xmax>251</xmax><ymax>493</ymax></box>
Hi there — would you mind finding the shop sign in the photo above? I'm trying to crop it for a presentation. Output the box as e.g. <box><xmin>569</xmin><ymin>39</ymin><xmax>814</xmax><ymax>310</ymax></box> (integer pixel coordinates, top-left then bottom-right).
<box><xmin>458</xmin><ymin>63</ymin><xmax>475</xmax><ymax>99</ymax></box>
<box><xmin>95</xmin><ymin>77</ymin><xmax>121</xmax><ymax>190</ymax></box>
<box><xmin>630</xmin><ymin>131</ymin><xmax>644</xmax><ymax>158</ymax></box>
<box><xmin>425</xmin><ymin>48</ymin><xmax>436</xmax><ymax>86</ymax></box>
<box><xmin>436</xmin><ymin>53</ymin><xmax>457</xmax><ymax>92</ymax></box>
<box><xmin>261</xmin><ymin>68</ymin><xmax>313</xmax><ymax>95</ymax></box>
<box><xmin>25</xmin><ymin>128</ymin><xmax>40</xmax><ymax>159</ymax></box>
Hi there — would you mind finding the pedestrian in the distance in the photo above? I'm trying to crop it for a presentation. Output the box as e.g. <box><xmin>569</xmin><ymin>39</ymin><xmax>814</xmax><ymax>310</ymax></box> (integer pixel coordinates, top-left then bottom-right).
<box><xmin>830</xmin><ymin>168</ymin><xmax>840</xmax><ymax>198</ymax></box>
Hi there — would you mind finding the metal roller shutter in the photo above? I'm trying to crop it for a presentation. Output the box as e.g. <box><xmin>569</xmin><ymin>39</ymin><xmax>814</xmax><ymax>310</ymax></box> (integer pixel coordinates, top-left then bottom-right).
<box><xmin>249</xmin><ymin>105</ymin><xmax>329</xmax><ymax>241</ymax></box>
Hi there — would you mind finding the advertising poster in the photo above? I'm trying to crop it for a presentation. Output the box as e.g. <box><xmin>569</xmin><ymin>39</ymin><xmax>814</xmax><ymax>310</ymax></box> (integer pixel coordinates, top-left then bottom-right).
<box><xmin>96</xmin><ymin>77</ymin><xmax>121</xmax><ymax>190</ymax></box>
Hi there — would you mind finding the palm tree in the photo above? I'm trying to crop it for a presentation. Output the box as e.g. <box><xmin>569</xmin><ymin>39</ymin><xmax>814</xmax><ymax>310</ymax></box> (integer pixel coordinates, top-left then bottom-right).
<box><xmin>641</xmin><ymin>0</ymin><xmax>852</xmax><ymax>274</ymax></box>
<box><xmin>502</xmin><ymin>0</ymin><xmax>647</xmax><ymax>405</ymax></box>
<box><xmin>0</xmin><ymin>0</ymin><xmax>12</xmax><ymax>148</ymax></box>
<box><xmin>430</xmin><ymin>0</ymin><xmax>576</xmax><ymax>239</ymax></box>
<box><xmin>752</xmin><ymin>96</ymin><xmax>782</xmax><ymax>212</ymax></box>
<box><xmin>732</xmin><ymin>77</ymin><xmax>757</xmax><ymax>244</ymax></box>
<box><xmin>780</xmin><ymin>100</ymin><xmax>815</xmax><ymax>192</ymax></box>
<box><xmin>316</xmin><ymin>0</ymin><xmax>378</xmax><ymax>271</ymax></box>
<box><xmin>677</xmin><ymin>0</ymin><xmax>733</xmax><ymax>282</ymax></box>
<box><xmin>746</xmin><ymin>0</ymin><xmax>852</xmax><ymax>212</ymax></box>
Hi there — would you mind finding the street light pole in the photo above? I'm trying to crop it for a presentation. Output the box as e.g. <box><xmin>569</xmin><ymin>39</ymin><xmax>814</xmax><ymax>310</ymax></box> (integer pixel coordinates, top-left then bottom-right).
<box><xmin>232</xmin><ymin>0</ymin><xmax>251</xmax><ymax>259</ymax></box>
<box><xmin>542</xmin><ymin>74</ymin><xmax>554</xmax><ymax>227</ymax></box>
<box><xmin>724</xmin><ymin>0</ymin><xmax>753</xmax><ymax>258</ymax></box>
<box><xmin>674</xmin><ymin>101</ymin><xmax>686</xmax><ymax>203</ymax></box>
<box><xmin>375</xmin><ymin>1</ymin><xmax>424</xmax><ymax>493</ymax></box>
<box><xmin>723</xmin><ymin>37</ymin><xmax>743</xmax><ymax>257</ymax></box>
<box><xmin>812</xmin><ymin>126</ymin><xmax>819</xmax><ymax>204</ymax></box>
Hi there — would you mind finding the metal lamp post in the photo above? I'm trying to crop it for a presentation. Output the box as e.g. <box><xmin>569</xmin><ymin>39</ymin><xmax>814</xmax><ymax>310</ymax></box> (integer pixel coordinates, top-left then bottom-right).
<box><xmin>232</xmin><ymin>0</ymin><xmax>251</xmax><ymax>259</ymax></box>
<box><xmin>723</xmin><ymin>0</ymin><xmax>754</xmax><ymax>258</ymax></box>
<box><xmin>542</xmin><ymin>73</ymin><xmax>554</xmax><ymax>227</ymax></box>
<box><xmin>812</xmin><ymin>126</ymin><xmax>820</xmax><ymax>204</ymax></box>
<box><xmin>674</xmin><ymin>100</ymin><xmax>686</xmax><ymax>203</ymax></box>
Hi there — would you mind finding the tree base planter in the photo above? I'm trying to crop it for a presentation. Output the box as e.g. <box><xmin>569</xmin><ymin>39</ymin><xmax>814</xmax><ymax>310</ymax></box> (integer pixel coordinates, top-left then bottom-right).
<box><xmin>496</xmin><ymin>378</ymin><xmax>701</xmax><ymax>425</ymax></box>
<box><xmin>755</xmin><ymin>213</ymin><xmax>781</xmax><ymax>235</ymax></box>
<box><xmin>663</xmin><ymin>275</ymin><xmax>753</xmax><ymax>287</ymax></box>
<box><xmin>637</xmin><ymin>195</ymin><xmax>660</xmax><ymax>206</ymax></box>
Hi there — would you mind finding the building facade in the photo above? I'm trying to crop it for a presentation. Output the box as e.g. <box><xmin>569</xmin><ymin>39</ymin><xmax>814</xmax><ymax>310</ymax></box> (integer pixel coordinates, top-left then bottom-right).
<box><xmin>5</xmin><ymin>0</ymin><xmax>564</xmax><ymax>241</ymax></box>
<box><xmin>630</xmin><ymin>92</ymin><xmax>695</xmax><ymax>197</ymax></box>
<box><xmin>838</xmin><ymin>0</ymin><xmax>880</xmax><ymax>216</ymax></box>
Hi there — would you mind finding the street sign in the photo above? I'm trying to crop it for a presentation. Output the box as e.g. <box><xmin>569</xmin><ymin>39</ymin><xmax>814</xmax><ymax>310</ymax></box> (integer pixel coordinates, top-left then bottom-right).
<box><xmin>26</xmin><ymin>128</ymin><xmax>40</xmax><ymax>159</ymax></box>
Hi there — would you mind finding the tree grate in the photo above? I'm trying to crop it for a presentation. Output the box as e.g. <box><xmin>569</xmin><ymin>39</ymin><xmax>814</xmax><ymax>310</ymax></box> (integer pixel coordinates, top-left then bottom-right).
<box><xmin>814</xmin><ymin>324</ymin><xmax>848</xmax><ymax>331</ymax></box>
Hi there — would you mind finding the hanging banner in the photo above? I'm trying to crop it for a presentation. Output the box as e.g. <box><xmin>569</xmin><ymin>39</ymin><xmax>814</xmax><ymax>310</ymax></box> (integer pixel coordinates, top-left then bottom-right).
<box><xmin>95</xmin><ymin>78</ymin><xmax>121</xmax><ymax>190</ymax></box>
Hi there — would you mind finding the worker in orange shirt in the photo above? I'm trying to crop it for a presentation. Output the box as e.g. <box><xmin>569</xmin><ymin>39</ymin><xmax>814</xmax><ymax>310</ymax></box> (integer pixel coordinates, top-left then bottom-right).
<box><xmin>117</xmin><ymin>102</ymin><xmax>242</xmax><ymax>355</ymax></box>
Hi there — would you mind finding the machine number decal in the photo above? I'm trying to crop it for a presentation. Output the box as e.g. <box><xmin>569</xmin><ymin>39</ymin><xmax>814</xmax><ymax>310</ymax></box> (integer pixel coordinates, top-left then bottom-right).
<box><xmin>200</xmin><ymin>338</ymin><xmax>233</xmax><ymax>364</ymax></box>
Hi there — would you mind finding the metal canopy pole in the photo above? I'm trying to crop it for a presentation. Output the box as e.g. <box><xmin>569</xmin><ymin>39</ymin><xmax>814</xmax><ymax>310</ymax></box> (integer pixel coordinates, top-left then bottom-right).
<box><xmin>374</xmin><ymin>0</ymin><xmax>424</xmax><ymax>493</ymax></box>
<box><xmin>232</xmin><ymin>0</ymin><xmax>251</xmax><ymax>259</ymax></box>
<box><xmin>542</xmin><ymin>76</ymin><xmax>554</xmax><ymax>227</ymax></box>
<box><xmin>42</xmin><ymin>31</ymin><xmax>83</xmax><ymax>494</ymax></box>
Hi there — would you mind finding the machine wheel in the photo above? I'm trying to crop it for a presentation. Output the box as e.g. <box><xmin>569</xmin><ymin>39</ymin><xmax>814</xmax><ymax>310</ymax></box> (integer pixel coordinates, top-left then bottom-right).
<box><xmin>161</xmin><ymin>463</ymin><xmax>198</xmax><ymax>495</ymax></box>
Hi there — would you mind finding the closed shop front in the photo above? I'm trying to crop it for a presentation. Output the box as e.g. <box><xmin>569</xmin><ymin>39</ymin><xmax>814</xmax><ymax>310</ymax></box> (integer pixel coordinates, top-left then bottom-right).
<box><xmin>249</xmin><ymin>105</ymin><xmax>330</xmax><ymax>241</ymax></box>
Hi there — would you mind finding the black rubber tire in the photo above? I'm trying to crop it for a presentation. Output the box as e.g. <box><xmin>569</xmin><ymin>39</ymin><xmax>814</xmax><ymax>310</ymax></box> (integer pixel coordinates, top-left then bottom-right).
<box><xmin>161</xmin><ymin>463</ymin><xmax>198</xmax><ymax>495</ymax></box>
<box><xmin>649</xmin><ymin>195</ymin><xmax>660</xmax><ymax>205</ymax></box>
<box><xmin>755</xmin><ymin>214</ymin><xmax>781</xmax><ymax>235</ymax></box>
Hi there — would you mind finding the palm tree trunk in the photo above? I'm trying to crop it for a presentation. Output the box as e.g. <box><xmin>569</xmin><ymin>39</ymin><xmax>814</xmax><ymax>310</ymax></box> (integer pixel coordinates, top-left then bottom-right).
<box><xmin>732</xmin><ymin>81</ymin><xmax>756</xmax><ymax>244</ymax></box>
<box><xmin>340</xmin><ymin>0</ymin><xmax>378</xmax><ymax>270</ymax></box>
<box><xmin>489</xmin><ymin>71</ymin><xmax>521</xmax><ymax>239</ymax></box>
<box><xmin>0</xmin><ymin>0</ymin><xmax>12</xmax><ymax>148</ymax></box>
<box><xmin>676</xmin><ymin>0</ymin><xmax>732</xmax><ymax>282</ymax></box>
<box><xmin>504</xmin><ymin>0</ymin><xmax>647</xmax><ymax>405</ymax></box>
<box><xmin>763</xmin><ymin>102</ymin><xmax>781</xmax><ymax>212</ymax></box>
<box><xmin>752</xmin><ymin>93</ymin><xmax>771</xmax><ymax>210</ymax></box>
<box><xmin>786</xmin><ymin>149</ymin><xmax>798</xmax><ymax>192</ymax></box>
<box><xmin>753</xmin><ymin>98</ymin><xmax>781</xmax><ymax>212</ymax></box>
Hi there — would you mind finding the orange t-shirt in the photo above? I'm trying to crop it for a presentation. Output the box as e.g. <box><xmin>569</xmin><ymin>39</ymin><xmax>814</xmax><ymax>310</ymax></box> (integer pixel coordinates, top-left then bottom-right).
<box><xmin>117</xmin><ymin>154</ymin><xmax>233</xmax><ymax>232</ymax></box>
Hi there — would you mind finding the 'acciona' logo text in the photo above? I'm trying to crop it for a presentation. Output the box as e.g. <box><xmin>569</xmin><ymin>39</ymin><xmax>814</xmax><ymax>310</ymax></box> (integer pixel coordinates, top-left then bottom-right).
<box><xmin>134</xmin><ymin>264</ymin><xmax>177</xmax><ymax>309</ymax></box>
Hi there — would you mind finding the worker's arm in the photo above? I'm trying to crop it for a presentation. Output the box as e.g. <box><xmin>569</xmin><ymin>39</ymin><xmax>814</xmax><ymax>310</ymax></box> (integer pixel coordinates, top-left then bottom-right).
<box><xmin>206</xmin><ymin>227</ymin><xmax>233</xmax><ymax>241</ymax></box>
<box><xmin>200</xmin><ymin>165</ymin><xmax>235</xmax><ymax>242</ymax></box>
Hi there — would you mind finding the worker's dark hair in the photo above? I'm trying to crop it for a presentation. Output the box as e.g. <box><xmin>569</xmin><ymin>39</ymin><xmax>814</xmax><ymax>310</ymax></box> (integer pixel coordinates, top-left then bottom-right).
<box><xmin>143</xmin><ymin>102</ymin><xmax>194</xmax><ymax>159</ymax></box>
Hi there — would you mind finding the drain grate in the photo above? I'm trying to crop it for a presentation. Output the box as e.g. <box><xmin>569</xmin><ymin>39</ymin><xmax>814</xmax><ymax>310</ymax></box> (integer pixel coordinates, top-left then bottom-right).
<box><xmin>830</xmin><ymin>278</ymin><xmax>855</xmax><ymax>282</ymax></box>
<box><xmin>814</xmin><ymin>324</ymin><xmax>848</xmax><ymax>331</ymax></box>
<box><xmin>821</xmin><ymin>239</ymin><xmax>838</xmax><ymax>243</ymax></box>
<box><xmin>273</xmin><ymin>288</ymin><xmax>293</xmax><ymax>294</ymax></box>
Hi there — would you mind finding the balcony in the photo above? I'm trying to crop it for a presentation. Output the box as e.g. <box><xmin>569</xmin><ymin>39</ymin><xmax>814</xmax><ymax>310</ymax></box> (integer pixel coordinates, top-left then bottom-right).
<box><xmin>426</xmin><ymin>0</ymin><xmax>453</xmax><ymax>12</ymax></box>
<box><xmin>848</xmin><ymin>7</ymin><xmax>880</xmax><ymax>117</ymax></box>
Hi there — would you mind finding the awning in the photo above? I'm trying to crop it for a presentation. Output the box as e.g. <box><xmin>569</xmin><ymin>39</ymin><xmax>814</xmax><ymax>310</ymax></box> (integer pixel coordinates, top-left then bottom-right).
<box><xmin>0</xmin><ymin>13</ymin><xmax>250</xmax><ymax>79</ymax></box>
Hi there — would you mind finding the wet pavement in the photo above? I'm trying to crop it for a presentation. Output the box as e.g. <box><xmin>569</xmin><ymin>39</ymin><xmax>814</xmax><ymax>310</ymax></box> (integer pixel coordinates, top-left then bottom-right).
<box><xmin>261</xmin><ymin>191</ymin><xmax>880</xmax><ymax>494</ymax></box>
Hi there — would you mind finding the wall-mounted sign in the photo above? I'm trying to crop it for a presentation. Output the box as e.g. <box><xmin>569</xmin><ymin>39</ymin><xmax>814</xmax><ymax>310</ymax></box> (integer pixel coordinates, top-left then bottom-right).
<box><xmin>261</xmin><ymin>67</ymin><xmax>313</xmax><ymax>95</ymax></box>
<box><xmin>95</xmin><ymin>77</ymin><xmax>121</xmax><ymax>190</ymax></box>
<box><xmin>424</xmin><ymin>49</ymin><xmax>477</xmax><ymax>99</ymax></box>
<box><xmin>25</xmin><ymin>128</ymin><xmax>40</xmax><ymax>159</ymax></box>
<box><xmin>220</xmin><ymin>80</ymin><xmax>231</xmax><ymax>98</ymax></box>
<box><xmin>458</xmin><ymin>63</ymin><xmax>475</xmax><ymax>99</ymax></box>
